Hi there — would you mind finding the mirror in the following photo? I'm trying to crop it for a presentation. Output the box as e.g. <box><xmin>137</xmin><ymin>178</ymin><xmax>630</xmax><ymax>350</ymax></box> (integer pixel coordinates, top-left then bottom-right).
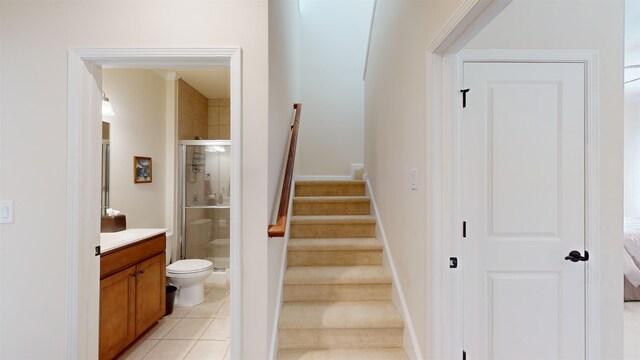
<box><xmin>101</xmin><ymin>121</ymin><xmax>110</xmax><ymax>216</ymax></box>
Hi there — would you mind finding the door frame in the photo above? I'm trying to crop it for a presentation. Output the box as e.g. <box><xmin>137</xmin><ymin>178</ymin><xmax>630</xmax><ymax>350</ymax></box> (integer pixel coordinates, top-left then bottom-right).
<box><xmin>66</xmin><ymin>48</ymin><xmax>243</xmax><ymax>359</ymax></box>
<box><xmin>427</xmin><ymin>48</ymin><xmax>601</xmax><ymax>359</ymax></box>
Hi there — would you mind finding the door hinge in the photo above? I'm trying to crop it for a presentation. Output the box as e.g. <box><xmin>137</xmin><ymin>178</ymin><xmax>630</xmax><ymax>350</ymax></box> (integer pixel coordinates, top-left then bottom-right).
<box><xmin>463</xmin><ymin>221</ymin><xmax>467</xmax><ymax>238</ymax></box>
<box><xmin>449</xmin><ymin>257</ymin><xmax>458</xmax><ymax>269</ymax></box>
<box><xmin>461</xmin><ymin>89</ymin><xmax>470</xmax><ymax>108</ymax></box>
<box><xmin>95</xmin><ymin>245</ymin><xmax>101</xmax><ymax>256</ymax></box>
<box><xmin>463</xmin><ymin>350</ymin><xmax>467</xmax><ymax>360</ymax></box>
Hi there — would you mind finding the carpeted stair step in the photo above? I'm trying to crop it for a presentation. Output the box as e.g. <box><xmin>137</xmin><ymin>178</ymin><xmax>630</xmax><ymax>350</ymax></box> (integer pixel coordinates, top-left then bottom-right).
<box><xmin>283</xmin><ymin>266</ymin><xmax>391</xmax><ymax>301</ymax></box>
<box><xmin>278</xmin><ymin>301</ymin><xmax>404</xmax><ymax>350</ymax></box>
<box><xmin>290</xmin><ymin>215</ymin><xmax>376</xmax><ymax>238</ymax></box>
<box><xmin>293</xmin><ymin>196</ymin><xmax>371</xmax><ymax>215</ymax></box>
<box><xmin>295</xmin><ymin>180</ymin><xmax>366</xmax><ymax>197</ymax></box>
<box><xmin>276</xmin><ymin>348</ymin><xmax>409</xmax><ymax>360</ymax></box>
<box><xmin>287</xmin><ymin>238</ymin><xmax>382</xmax><ymax>266</ymax></box>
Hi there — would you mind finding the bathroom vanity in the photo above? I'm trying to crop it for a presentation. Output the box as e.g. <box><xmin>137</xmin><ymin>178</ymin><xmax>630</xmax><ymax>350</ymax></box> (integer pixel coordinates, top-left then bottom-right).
<box><xmin>99</xmin><ymin>229</ymin><xmax>167</xmax><ymax>360</ymax></box>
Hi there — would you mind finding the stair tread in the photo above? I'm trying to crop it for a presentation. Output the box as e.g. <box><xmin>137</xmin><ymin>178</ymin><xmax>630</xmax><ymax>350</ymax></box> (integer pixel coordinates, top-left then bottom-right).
<box><xmin>293</xmin><ymin>196</ymin><xmax>370</xmax><ymax>203</ymax></box>
<box><xmin>296</xmin><ymin>180</ymin><xmax>365</xmax><ymax>186</ymax></box>
<box><xmin>291</xmin><ymin>215</ymin><xmax>376</xmax><ymax>224</ymax></box>
<box><xmin>288</xmin><ymin>238</ymin><xmax>382</xmax><ymax>251</ymax></box>
<box><xmin>284</xmin><ymin>266</ymin><xmax>391</xmax><ymax>285</ymax></box>
<box><xmin>279</xmin><ymin>301</ymin><xmax>404</xmax><ymax>330</ymax></box>
<box><xmin>277</xmin><ymin>348</ymin><xmax>408</xmax><ymax>360</ymax></box>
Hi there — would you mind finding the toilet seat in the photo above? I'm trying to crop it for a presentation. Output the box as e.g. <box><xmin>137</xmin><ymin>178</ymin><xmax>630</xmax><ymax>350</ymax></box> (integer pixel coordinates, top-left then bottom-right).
<box><xmin>167</xmin><ymin>259</ymin><xmax>213</xmax><ymax>274</ymax></box>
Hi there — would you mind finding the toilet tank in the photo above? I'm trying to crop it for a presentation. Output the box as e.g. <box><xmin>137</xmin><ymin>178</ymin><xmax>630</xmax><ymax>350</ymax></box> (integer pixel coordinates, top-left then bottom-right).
<box><xmin>166</xmin><ymin>231</ymin><xmax>173</xmax><ymax>265</ymax></box>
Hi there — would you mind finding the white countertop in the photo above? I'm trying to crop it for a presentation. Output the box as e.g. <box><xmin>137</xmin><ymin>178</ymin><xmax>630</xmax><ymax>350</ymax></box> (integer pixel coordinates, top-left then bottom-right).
<box><xmin>100</xmin><ymin>228</ymin><xmax>167</xmax><ymax>253</ymax></box>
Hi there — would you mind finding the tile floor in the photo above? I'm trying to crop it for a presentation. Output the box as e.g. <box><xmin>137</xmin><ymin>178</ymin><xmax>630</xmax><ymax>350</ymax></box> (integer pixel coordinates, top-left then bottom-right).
<box><xmin>118</xmin><ymin>283</ymin><xmax>230</xmax><ymax>360</ymax></box>
<box><xmin>626</xmin><ymin>301</ymin><xmax>640</xmax><ymax>359</ymax></box>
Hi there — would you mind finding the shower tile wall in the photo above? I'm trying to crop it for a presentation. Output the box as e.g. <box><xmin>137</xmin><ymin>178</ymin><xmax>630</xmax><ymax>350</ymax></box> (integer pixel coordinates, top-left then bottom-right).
<box><xmin>207</xmin><ymin>99</ymin><xmax>230</xmax><ymax>140</ymax></box>
<box><xmin>178</xmin><ymin>79</ymin><xmax>208</xmax><ymax>140</ymax></box>
<box><xmin>177</xmin><ymin>78</ymin><xmax>230</xmax><ymax>141</ymax></box>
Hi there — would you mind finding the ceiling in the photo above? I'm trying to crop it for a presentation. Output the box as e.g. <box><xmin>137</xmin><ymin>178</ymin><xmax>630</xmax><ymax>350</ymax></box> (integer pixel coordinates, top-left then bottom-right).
<box><xmin>160</xmin><ymin>68</ymin><xmax>230</xmax><ymax>99</ymax></box>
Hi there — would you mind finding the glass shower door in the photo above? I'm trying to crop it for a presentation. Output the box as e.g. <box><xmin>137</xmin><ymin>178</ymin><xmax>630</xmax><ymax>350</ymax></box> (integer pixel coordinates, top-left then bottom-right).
<box><xmin>179</xmin><ymin>141</ymin><xmax>231</xmax><ymax>270</ymax></box>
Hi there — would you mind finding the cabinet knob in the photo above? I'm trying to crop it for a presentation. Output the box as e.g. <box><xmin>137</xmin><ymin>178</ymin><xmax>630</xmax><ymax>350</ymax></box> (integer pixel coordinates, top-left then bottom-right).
<box><xmin>139</xmin><ymin>269</ymin><xmax>145</xmax><ymax>274</ymax></box>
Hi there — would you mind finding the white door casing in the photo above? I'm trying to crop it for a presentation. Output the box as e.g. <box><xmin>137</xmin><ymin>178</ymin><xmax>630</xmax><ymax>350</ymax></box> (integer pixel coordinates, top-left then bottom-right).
<box><xmin>67</xmin><ymin>48</ymin><xmax>243</xmax><ymax>360</ymax></box>
<box><xmin>461</xmin><ymin>61</ymin><xmax>586</xmax><ymax>359</ymax></box>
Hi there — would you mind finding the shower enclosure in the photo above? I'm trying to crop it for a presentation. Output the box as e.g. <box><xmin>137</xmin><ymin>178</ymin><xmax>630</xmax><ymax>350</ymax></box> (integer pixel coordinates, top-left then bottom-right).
<box><xmin>178</xmin><ymin>140</ymin><xmax>231</xmax><ymax>271</ymax></box>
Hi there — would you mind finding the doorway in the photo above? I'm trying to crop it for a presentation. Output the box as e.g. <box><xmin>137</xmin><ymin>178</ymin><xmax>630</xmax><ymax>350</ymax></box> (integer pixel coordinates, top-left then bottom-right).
<box><xmin>66</xmin><ymin>48</ymin><xmax>242</xmax><ymax>359</ymax></box>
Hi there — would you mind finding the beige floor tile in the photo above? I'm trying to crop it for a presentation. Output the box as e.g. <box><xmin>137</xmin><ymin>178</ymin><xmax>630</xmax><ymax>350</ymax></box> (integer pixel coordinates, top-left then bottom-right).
<box><xmin>200</xmin><ymin>316</ymin><xmax>231</xmax><ymax>340</ymax></box>
<box><xmin>165</xmin><ymin>318</ymin><xmax>213</xmax><ymax>340</ymax></box>
<box><xmin>117</xmin><ymin>339</ymin><xmax>159</xmax><ymax>360</ymax></box>
<box><xmin>185</xmin><ymin>301</ymin><xmax>223</xmax><ymax>319</ymax></box>
<box><xmin>184</xmin><ymin>340</ymin><xmax>229</xmax><ymax>360</ymax></box>
<box><xmin>205</xmin><ymin>289</ymin><xmax>228</xmax><ymax>302</ymax></box>
<box><xmin>218</xmin><ymin>301</ymin><xmax>230</xmax><ymax>316</ymax></box>
<box><xmin>204</xmin><ymin>283</ymin><xmax>217</xmax><ymax>291</ymax></box>
<box><xmin>142</xmin><ymin>339</ymin><xmax>196</xmax><ymax>360</ymax></box>
<box><xmin>144</xmin><ymin>318</ymin><xmax>181</xmax><ymax>340</ymax></box>
<box><xmin>168</xmin><ymin>305</ymin><xmax>193</xmax><ymax>318</ymax></box>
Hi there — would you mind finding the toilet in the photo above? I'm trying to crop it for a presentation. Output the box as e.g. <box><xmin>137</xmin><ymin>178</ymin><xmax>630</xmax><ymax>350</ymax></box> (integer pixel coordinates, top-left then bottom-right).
<box><xmin>165</xmin><ymin>232</ymin><xmax>213</xmax><ymax>307</ymax></box>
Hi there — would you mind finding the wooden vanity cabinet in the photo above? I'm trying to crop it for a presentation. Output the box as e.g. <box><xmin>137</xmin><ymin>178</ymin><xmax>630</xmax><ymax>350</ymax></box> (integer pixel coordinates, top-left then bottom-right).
<box><xmin>99</xmin><ymin>234</ymin><xmax>166</xmax><ymax>360</ymax></box>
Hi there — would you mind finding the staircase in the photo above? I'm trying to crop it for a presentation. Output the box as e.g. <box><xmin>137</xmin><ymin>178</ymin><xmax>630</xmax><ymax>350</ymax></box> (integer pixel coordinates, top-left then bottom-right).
<box><xmin>277</xmin><ymin>180</ymin><xmax>408</xmax><ymax>360</ymax></box>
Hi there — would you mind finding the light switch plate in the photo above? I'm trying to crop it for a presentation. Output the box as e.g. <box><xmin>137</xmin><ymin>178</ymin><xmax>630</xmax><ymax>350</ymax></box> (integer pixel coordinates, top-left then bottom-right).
<box><xmin>410</xmin><ymin>168</ymin><xmax>418</xmax><ymax>190</ymax></box>
<box><xmin>0</xmin><ymin>201</ymin><xmax>14</xmax><ymax>224</ymax></box>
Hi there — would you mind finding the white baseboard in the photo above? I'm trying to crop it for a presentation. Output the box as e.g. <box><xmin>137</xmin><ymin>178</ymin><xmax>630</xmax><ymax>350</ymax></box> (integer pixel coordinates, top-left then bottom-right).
<box><xmin>365</xmin><ymin>178</ymin><xmax>424</xmax><ymax>360</ymax></box>
<box><xmin>294</xmin><ymin>175</ymin><xmax>352</xmax><ymax>181</ymax></box>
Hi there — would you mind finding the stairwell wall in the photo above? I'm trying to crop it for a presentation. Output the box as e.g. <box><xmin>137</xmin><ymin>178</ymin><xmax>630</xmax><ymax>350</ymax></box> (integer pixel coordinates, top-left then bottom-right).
<box><xmin>268</xmin><ymin>0</ymin><xmax>301</xmax><ymax>352</ymax></box>
<box><xmin>297</xmin><ymin>0</ymin><xmax>374</xmax><ymax>176</ymax></box>
<box><xmin>363</xmin><ymin>0</ymin><xmax>464</xmax><ymax>356</ymax></box>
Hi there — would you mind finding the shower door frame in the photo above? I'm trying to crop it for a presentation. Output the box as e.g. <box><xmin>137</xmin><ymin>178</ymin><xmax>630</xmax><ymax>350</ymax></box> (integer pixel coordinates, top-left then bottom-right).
<box><xmin>178</xmin><ymin>140</ymin><xmax>232</xmax><ymax>262</ymax></box>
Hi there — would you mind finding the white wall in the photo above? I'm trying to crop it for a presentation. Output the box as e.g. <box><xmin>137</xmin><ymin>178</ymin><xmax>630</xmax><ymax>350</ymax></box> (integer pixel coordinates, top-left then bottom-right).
<box><xmin>267</xmin><ymin>0</ymin><xmax>300</xmax><ymax>350</ymax></box>
<box><xmin>0</xmin><ymin>1</ymin><xmax>269</xmax><ymax>358</ymax></box>
<box><xmin>364</xmin><ymin>0</ymin><xmax>463</xmax><ymax>356</ymax></box>
<box><xmin>464</xmin><ymin>2</ymin><xmax>624</xmax><ymax>357</ymax></box>
<box><xmin>297</xmin><ymin>0</ymin><xmax>373</xmax><ymax>176</ymax></box>
<box><xmin>103</xmin><ymin>69</ymin><xmax>167</xmax><ymax>228</ymax></box>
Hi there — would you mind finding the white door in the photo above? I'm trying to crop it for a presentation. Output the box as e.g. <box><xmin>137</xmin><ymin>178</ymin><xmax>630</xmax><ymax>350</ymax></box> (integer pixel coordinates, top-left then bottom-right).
<box><xmin>461</xmin><ymin>62</ymin><xmax>586</xmax><ymax>360</ymax></box>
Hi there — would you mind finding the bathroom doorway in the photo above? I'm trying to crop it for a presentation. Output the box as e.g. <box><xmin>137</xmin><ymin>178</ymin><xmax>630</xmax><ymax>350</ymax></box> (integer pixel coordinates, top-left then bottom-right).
<box><xmin>67</xmin><ymin>48</ymin><xmax>243</xmax><ymax>360</ymax></box>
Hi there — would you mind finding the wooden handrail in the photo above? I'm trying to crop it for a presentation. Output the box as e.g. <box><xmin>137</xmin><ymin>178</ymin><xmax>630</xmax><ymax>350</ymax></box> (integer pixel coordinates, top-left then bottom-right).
<box><xmin>268</xmin><ymin>103</ymin><xmax>302</xmax><ymax>237</ymax></box>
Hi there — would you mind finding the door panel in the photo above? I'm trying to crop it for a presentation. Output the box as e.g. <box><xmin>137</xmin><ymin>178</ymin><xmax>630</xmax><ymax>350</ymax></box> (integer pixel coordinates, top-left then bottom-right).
<box><xmin>462</xmin><ymin>62</ymin><xmax>585</xmax><ymax>360</ymax></box>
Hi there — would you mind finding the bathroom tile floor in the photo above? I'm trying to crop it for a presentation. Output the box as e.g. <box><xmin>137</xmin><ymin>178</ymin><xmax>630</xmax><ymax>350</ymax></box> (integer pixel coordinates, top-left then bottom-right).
<box><xmin>118</xmin><ymin>283</ymin><xmax>231</xmax><ymax>360</ymax></box>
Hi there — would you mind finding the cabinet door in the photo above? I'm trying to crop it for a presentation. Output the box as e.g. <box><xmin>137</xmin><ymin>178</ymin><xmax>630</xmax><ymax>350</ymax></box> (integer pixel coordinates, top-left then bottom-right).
<box><xmin>100</xmin><ymin>265</ymin><xmax>136</xmax><ymax>360</ymax></box>
<box><xmin>135</xmin><ymin>252</ymin><xmax>166</xmax><ymax>336</ymax></box>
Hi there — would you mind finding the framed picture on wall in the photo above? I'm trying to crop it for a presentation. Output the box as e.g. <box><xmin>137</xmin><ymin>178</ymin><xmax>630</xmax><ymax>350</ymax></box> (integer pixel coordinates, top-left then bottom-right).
<box><xmin>134</xmin><ymin>156</ymin><xmax>152</xmax><ymax>183</ymax></box>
